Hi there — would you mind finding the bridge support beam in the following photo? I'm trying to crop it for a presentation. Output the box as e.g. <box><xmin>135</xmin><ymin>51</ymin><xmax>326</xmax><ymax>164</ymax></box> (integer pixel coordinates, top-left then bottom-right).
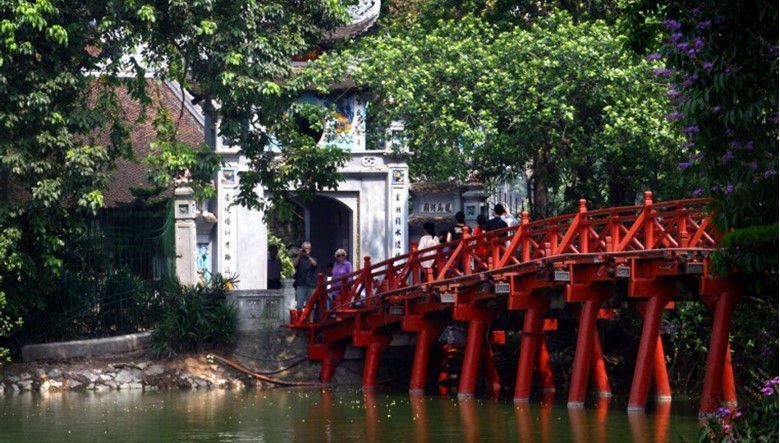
<box><xmin>590</xmin><ymin>328</ymin><xmax>612</xmax><ymax>398</ymax></box>
<box><xmin>537</xmin><ymin>338</ymin><xmax>556</xmax><ymax>393</ymax></box>
<box><xmin>514</xmin><ymin>306</ymin><xmax>546</xmax><ymax>402</ymax></box>
<box><xmin>454</xmin><ymin>306</ymin><xmax>492</xmax><ymax>399</ymax></box>
<box><xmin>568</xmin><ymin>298</ymin><xmax>604</xmax><ymax>407</ymax></box>
<box><xmin>355</xmin><ymin>332</ymin><xmax>393</xmax><ymax>390</ymax></box>
<box><xmin>403</xmin><ymin>317</ymin><xmax>442</xmax><ymax>395</ymax></box>
<box><xmin>628</xmin><ymin>294</ymin><xmax>671</xmax><ymax>411</ymax></box>
<box><xmin>314</xmin><ymin>343</ymin><xmax>347</xmax><ymax>384</ymax></box>
<box><xmin>481</xmin><ymin>340</ymin><xmax>501</xmax><ymax>397</ymax></box>
<box><xmin>700</xmin><ymin>291</ymin><xmax>738</xmax><ymax>413</ymax></box>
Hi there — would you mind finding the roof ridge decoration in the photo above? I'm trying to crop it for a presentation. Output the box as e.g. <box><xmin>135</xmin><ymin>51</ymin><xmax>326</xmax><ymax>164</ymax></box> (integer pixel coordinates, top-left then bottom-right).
<box><xmin>325</xmin><ymin>0</ymin><xmax>381</xmax><ymax>42</ymax></box>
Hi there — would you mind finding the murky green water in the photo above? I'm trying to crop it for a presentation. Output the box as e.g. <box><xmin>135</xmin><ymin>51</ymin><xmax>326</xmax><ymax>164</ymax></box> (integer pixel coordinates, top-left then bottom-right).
<box><xmin>0</xmin><ymin>388</ymin><xmax>701</xmax><ymax>442</ymax></box>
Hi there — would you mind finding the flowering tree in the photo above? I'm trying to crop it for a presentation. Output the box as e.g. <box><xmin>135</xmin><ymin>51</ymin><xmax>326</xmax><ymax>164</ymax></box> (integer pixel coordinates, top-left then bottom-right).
<box><xmin>626</xmin><ymin>0</ymin><xmax>778</xmax><ymax>293</ymax></box>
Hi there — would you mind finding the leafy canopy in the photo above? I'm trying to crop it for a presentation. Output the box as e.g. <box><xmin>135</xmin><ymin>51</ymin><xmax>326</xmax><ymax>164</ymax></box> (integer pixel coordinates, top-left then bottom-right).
<box><xmin>303</xmin><ymin>4</ymin><xmax>685</xmax><ymax>216</ymax></box>
<box><xmin>0</xmin><ymin>0</ymin><xmax>353</xmax><ymax>337</ymax></box>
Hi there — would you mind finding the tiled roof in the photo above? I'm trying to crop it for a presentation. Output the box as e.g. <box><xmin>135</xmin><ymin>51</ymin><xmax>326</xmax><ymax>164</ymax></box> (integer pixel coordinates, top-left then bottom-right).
<box><xmin>409</xmin><ymin>181</ymin><xmax>460</xmax><ymax>194</ymax></box>
<box><xmin>102</xmin><ymin>81</ymin><xmax>204</xmax><ymax>208</ymax></box>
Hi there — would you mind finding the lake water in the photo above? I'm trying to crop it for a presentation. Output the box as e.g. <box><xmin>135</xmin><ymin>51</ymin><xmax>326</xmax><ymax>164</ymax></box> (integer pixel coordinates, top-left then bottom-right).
<box><xmin>0</xmin><ymin>388</ymin><xmax>701</xmax><ymax>442</ymax></box>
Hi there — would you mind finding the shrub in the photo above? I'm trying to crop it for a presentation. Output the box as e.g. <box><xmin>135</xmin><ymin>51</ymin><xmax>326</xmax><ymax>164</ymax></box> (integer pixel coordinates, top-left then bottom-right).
<box><xmin>698</xmin><ymin>377</ymin><xmax>779</xmax><ymax>442</ymax></box>
<box><xmin>150</xmin><ymin>274</ymin><xmax>239</xmax><ymax>357</ymax></box>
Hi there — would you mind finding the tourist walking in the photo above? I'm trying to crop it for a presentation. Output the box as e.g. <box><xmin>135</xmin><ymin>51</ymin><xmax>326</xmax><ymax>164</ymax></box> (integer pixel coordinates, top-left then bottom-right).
<box><xmin>293</xmin><ymin>241</ymin><xmax>318</xmax><ymax>309</ymax></box>
<box><xmin>418</xmin><ymin>221</ymin><xmax>440</xmax><ymax>272</ymax></box>
<box><xmin>483</xmin><ymin>204</ymin><xmax>509</xmax><ymax>231</ymax></box>
<box><xmin>472</xmin><ymin>214</ymin><xmax>488</xmax><ymax>257</ymax></box>
<box><xmin>446</xmin><ymin>211</ymin><xmax>469</xmax><ymax>243</ymax></box>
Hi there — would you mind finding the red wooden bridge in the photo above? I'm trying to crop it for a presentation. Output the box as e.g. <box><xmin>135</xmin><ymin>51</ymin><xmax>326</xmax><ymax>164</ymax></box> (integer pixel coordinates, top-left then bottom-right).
<box><xmin>289</xmin><ymin>192</ymin><xmax>742</xmax><ymax>413</ymax></box>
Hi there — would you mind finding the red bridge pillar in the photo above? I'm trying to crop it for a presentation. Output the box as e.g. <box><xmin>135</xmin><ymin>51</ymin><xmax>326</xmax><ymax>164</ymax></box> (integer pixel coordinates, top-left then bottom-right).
<box><xmin>514</xmin><ymin>304</ymin><xmax>547</xmax><ymax>402</ymax></box>
<box><xmin>354</xmin><ymin>331</ymin><xmax>393</xmax><ymax>390</ymax></box>
<box><xmin>313</xmin><ymin>343</ymin><xmax>347</xmax><ymax>383</ymax></box>
<box><xmin>454</xmin><ymin>306</ymin><xmax>493</xmax><ymax>399</ymax></box>
<box><xmin>700</xmin><ymin>291</ymin><xmax>738</xmax><ymax>413</ymax></box>
<box><xmin>628</xmin><ymin>294</ymin><xmax>671</xmax><ymax>411</ymax></box>
<box><xmin>568</xmin><ymin>298</ymin><xmax>604</xmax><ymax>407</ymax></box>
<box><xmin>403</xmin><ymin>316</ymin><xmax>443</xmax><ymax>395</ymax></box>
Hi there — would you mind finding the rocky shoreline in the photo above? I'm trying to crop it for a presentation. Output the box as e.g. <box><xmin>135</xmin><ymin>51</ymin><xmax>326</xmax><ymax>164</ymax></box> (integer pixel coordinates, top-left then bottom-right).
<box><xmin>0</xmin><ymin>351</ymin><xmax>262</xmax><ymax>394</ymax></box>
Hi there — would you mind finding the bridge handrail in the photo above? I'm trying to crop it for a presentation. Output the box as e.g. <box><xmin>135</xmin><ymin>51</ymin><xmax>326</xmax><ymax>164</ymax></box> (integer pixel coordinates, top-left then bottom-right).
<box><xmin>290</xmin><ymin>193</ymin><xmax>717</xmax><ymax>327</ymax></box>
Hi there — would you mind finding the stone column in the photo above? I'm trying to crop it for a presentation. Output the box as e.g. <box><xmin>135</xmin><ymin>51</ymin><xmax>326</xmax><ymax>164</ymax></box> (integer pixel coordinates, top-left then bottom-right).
<box><xmin>174</xmin><ymin>186</ymin><xmax>198</xmax><ymax>286</ymax></box>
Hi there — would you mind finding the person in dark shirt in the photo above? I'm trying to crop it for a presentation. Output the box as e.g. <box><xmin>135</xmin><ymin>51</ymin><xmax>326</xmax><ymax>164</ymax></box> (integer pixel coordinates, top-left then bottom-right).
<box><xmin>293</xmin><ymin>241</ymin><xmax>318</xmax><ymax>309</ymax></box>
<box><xmin>483</xmin><ymin>204</ymin><xmax>509</xmax><ymax>231</ymax></box>
<box><xmin>446</xmin><ymin>211</ymin><xmax>469</xmax><ymax>242</ymax></box>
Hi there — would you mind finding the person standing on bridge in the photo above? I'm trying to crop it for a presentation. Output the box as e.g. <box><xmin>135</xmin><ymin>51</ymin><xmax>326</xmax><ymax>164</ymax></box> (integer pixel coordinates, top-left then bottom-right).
<box><xmin>267</xmin><ymin>244</ymin><xmax>282</xmax><ymax>290</ymax></box>
<box><xmin>330</xmin><ymin>249</ymin><xmax>353</xmax><ymax>306</ymax></box>
<box><xmin>293</xmin><ymin>241</ymin><xmax>318</xmax><ymax>310</ymax></box>
<box><xmin>483</xmin><ymin>204</ymin><xmax>509</xmax><ymax>231</ymax></box>
<box><xmin>418</xmin><ymin>222</ymin><xmax>440</xmax><ymax>280</ymax></box>
<box><xmin>446</xmin><ymin>211</ymin><xmax>470</xmax><ymax>243</ymax></box>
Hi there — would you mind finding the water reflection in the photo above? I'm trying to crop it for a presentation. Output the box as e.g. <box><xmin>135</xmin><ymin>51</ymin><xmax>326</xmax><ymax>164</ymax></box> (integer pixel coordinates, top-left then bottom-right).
<box><xmin>0</xmin><ymin>388</ymin><xmax>699</xmax><ymax>442</ymax></box>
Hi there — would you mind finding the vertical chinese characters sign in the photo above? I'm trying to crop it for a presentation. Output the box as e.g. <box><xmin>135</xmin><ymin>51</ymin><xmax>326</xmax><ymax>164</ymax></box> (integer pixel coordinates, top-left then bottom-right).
<box><xmin>219</xmin><ymin>167</ymin><xmax>239</xmax><ymax>275</ymax></box>
<box><xmin>390</xmin><ymin>168</ymin><xmax>408</xmax><ymax>257</ymax></box>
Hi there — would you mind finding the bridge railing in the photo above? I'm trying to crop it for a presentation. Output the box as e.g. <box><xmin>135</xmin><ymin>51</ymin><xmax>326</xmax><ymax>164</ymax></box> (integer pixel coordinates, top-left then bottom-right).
<box><xmin>290</xmin><ymin>193</ymin><xmax>717</xmax><ymax>327</ymax></box>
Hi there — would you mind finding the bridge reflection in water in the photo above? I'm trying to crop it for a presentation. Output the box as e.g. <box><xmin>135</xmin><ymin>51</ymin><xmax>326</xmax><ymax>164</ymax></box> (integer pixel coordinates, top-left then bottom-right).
<box><xmin>0</xmin><ymin>388</ymin><xmax>698</xmax><ymax>442</ymax></box>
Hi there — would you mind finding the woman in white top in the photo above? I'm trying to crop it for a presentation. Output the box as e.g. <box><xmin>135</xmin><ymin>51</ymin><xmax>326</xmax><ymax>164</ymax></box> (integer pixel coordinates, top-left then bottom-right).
<box><xmin>418</xmin><ymin>222</ymin><xmax>440</xmax><ymax>269</ymax></box>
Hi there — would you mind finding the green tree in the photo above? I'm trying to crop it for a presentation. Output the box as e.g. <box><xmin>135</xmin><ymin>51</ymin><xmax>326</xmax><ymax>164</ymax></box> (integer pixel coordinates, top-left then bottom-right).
<box><xmin>304</xmin><ymin>6</ymin><xmax>684</xmax><ymax>217</ymax></box>
<box><xmin>0</xmin><ymin>0</ymin><xmax>351</xmax><ymax>344</ymax></box>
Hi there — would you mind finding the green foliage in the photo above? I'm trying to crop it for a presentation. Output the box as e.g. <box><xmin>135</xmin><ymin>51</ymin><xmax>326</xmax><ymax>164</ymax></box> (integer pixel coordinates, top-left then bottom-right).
<box><xmin>267</xmin><ymin>233</ymin><xmax>295</xmax><ymax>279</ymax></box>
<box><xmin>666</xmin><ymin>299</ymin><xmax>778</xmax><ymax>402</ymax></box>
<box><xmin>0</xmin><ymin>0</ymin><xmax>353</xmax><ymax>344</ymax></box>
<box><xmin>150</xmin><ymin>274</ymin><xmax>239</xmax><ymax>358</ymax></box>
<box><xmin>306</xmin><ymin>7</ymin><xmax>685</xmax><ymax>217</ymax></box>
<box><xmin>697</xmin><ymin>378</ymin><xmax>779</xmax><ymax>443</ymax></box>
<box><xmin>713</xmin><ymin>224</ymin><xmax>779</xmax><ymax>294</ymax></box>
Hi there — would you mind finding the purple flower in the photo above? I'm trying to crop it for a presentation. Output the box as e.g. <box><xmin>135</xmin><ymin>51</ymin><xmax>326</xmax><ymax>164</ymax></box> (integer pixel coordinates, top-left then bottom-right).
<box><xmin>693</xmin><ymin>188</ymin><xmax>703</xmax><ymax>197</ymax></box>
<box><xmin>653</xmin><ymin>68</ymin><xmax>673</xmax><ymax>77</ymax></box>
<box><xmin>723</xmin><ymin>184</ymin><xmax>734</xmax><ymax>194</ymax></box>
<box><xmin>771</xmin><ymin>377</ymin><xmax>778</xmax><ymax>385</ymax></box>
<box><xmin>683</xmin><ymin>126</ymin><xmax>700</xmax><ymax>135</ymax></box>
<box><xmin>666</xmin><ymin>112</ymin><xmax>682</xmax><ymax>121</ymax></box>
<box><xmin>662</xmin><ymin>19</ymin><xmax>682</xmax><ymax>30</ymax></box>
<box><xmin>703</xmin><ymin>61</ymin><xmax>714</xmax><ymax>71</ymax></box>
<box><xmin>750</xmin><ymin>161</ymin><xmax>758</xmax><ymax>169</ymax></box>
<box><xmin>670</xmin><ymin>32</ymin><xmax>684</xmax><ymax>42</ymax></box>
<box><xmin>646</xmin><ymin>53</ymin><xmax>662</xmax><ymax>61</ymax></box>
<box><xmin>690</xmin><ymin>153</ymin><xmax>703</xmax><ymax>161</ymax></box>
<box><xmin>697</xmin><ymin>20</ymin><xmax>712</xmax><ymax>30</ymax></box>
<box><xmin>744</xmin><ymin>141</ymin><xmax>753</xmax><ymax>150</ymax></box>
<box><xmin>682</xmin><ymin>75</ymin><xmax>698</xmax><ymax>87</ymax></box>
<box><xmin>667</xmin><ymin>89</ymin><xmax>682</xmax><ymax>99</ymax></box>
<box><xmin>726</xmin><ymin>128</ymin><xmax>736</xmax><ymax>137</ymax></box>
<box><xmin>678</xmin><ymin>162</ymin><xmax>691</xmax><ymax>170</ymax></box>
<box><xmin>721</xmin><ymin>150</ymin><xmax>735</xmax><ymax>162</ymax></box>
<box><xmin>710</xmin><ymin>105</ymin><xmax>720</xmax><ymax>113</ymax></box>
<box><xmin>765</xmin><ymin>169</ymin><xmax>778</xmax><ymax>178</ymax></box>
<box><xmin>771</xmin><ymin>46</ymin><xmax>779</xmax><ymax>58</ymax></box>
<box><xmin>677</xmin><ymin>42</ymin><xmax>690</xmax><ymax>52</ymax></box>
<box><xmin>716</xmin><ymin>406</ymin><xmax>732</xmax><ymax>418</ymax></box>
<box><xmin>761</xmin><ymin>385</ymin><xmax>775</xmax><ymax>396</ymax></box>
